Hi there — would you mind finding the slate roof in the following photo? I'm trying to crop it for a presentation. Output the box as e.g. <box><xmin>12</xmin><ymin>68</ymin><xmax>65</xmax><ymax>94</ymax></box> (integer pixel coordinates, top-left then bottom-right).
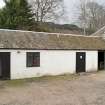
<box><xmin>0</xmin><ymin>29</ymin><xmax>105</xmax><ymax>50</ymax></box>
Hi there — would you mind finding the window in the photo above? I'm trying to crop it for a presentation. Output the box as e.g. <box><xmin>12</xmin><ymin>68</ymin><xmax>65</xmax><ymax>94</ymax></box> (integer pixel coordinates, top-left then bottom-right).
<box><xmin>27</xmin><ymin>52</ymin><xmax>40</xmax><ymax>67</ymax></box>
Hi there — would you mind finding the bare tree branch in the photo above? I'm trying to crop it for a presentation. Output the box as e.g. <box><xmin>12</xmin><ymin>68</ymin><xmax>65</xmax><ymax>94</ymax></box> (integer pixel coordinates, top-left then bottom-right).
<box><xmin>78</xmin><ymin>0</ymin><xmax>105</xmax><ymax>34</ymax></box>
<box><xmin>29</xmin><ymin>0</ymin><xmax>64</xmax><ymax>22</ymax></box>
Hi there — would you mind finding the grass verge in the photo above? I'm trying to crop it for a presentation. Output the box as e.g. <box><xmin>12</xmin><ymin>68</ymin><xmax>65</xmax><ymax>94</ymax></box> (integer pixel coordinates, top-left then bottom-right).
<box><xmin>4</xmin><ymin>74</ymin><xmax>79</xmax><ymax>87</ymax></box>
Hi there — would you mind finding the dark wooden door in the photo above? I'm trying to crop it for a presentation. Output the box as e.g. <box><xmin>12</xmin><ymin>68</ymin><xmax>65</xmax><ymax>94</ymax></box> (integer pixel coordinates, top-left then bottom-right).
<box><xmin>76</xmin><ymin>52</ymin><xmax>86</xmax><ymax>73</ymax></box>
<box><xmin>0</xmin><ymin>58</ymin><xmax>2</xmax><ymax>77</ymax></box>
<box><xmin>0</xmin><ymin>53</ymin><xmax>10</xmax><ymax>79</ymax></box>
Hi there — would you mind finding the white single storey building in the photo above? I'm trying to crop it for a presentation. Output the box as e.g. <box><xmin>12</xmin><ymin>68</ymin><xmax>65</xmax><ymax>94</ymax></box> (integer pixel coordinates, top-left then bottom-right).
<box><xmin>0</xmin><ymin>29</ymin><xmax>105</xmax><ymax>79</ymax></box>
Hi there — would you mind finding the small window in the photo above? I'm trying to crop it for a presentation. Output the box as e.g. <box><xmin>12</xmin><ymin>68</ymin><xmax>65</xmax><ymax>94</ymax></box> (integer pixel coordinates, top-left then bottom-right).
<box><xmin>27</xmin><ymin>52</ymin><xmax>40</xmax><ymax>67</ymax></box>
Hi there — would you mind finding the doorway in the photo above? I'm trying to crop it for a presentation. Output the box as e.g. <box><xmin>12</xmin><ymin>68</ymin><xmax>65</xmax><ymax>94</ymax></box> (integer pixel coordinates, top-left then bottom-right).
<box><xmin>98</xmin><ymin>51</ymin><xmax>105</xmax><ymax>70</ymax></box>
<box><xmin>76</xmin><ymin>52</ymin><xmax>86</xmax><ymax>73</ymax></box>
<box><xmin>0</xmin><ymin>52</ymin><xmax>10</xmax><ymax>79</ymax></box>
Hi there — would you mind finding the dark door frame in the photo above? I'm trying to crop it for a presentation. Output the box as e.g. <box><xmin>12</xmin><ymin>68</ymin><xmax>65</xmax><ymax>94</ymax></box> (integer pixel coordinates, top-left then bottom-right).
<box><xmin>0</xmin><ymin>52</ymin><xmax>10</xmax><ymax>79</ymax></box>
<box><xmin>98</xmin><ymin>51</ymin><xmax>105</xmax><ymax>70</ymax></box>
<box><xmin>76</xmin><ymin>52</ymin><xmax>86</xmax><ymax>73</ymax></box>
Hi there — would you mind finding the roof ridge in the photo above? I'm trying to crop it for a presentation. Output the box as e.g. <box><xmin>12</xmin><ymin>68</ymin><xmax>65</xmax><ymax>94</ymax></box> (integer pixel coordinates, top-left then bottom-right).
<box><xmin>0</xmin><ymin>29</ymin><xmax>100</xmax><ymax>38</ymax></box>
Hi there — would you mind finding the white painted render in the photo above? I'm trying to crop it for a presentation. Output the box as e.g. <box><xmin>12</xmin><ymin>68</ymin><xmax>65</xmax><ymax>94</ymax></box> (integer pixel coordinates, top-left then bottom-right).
<box><xmin>11</xmin><ymin>50</ymin><xmax>76</xmax><ymax>79</ymax></box>
<box><xmin>86</xmin><ymin>51</ymin><xmax>98</xmax><ymax>72</ymax></box>
<box><xmin>0</xmin><ymin>50</ymin><xmax>98</xmax><ymax>79</ymax></box>
<box><xmin>11</xmin><ymin>50</ymin><xmax>98</xmax><ymax>79</ymax></box>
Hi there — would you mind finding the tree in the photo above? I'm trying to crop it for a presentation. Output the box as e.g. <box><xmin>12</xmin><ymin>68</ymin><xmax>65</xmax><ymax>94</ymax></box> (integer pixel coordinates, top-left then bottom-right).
<box><xmin>29</xmin><ymin>0</ymin><xmax>64</xmax><ymax>22</ymax></box>
<box><xmin>86</xmin><ymin>2</ymin><xmax>105</xmax><ymax>30</ymax></box>
<box><xmin>78</xmin><ymin>0</ymin><xmax>105</xmax><ymax>35</ymax></box>
<box><xmin>78</xmin><ymin>0</ymin><xmax>89</xmax><ymax>35</ymax></box>
<box><xmin>0</xmin><ymin>0</ymin><xmax>34</xmax><ymax>30</ymax></box>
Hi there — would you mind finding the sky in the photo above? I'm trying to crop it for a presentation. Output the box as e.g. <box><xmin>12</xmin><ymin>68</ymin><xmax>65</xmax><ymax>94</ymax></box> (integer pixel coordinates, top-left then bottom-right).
<box><xmin>0</xmin><ymin>0</ymin><xmax>5</xmax><ymax>8</ymax></box>
<box><xmin>0</xmin><ymin>0</ymin><xmax>105</xmax><ymax>24</ymax></box>
<box><xmin>63</xmin><ymin>0</ymin><xmax>105</xmax><ymax>24</ymax></box>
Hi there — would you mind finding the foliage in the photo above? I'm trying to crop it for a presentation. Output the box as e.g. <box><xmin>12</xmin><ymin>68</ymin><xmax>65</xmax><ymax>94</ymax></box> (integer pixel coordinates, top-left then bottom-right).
<box><xmin>32</xmin><ymin>22</ymin><xmax>81</xmax><ymax>33</ymax></box>
<box><xmin>60</xmin><ymin>24</ymin><xmax>80</xmax><ymax>30</ymax></box>
<box><xmin>0</xmin><ymin>0</ymin><xmax>34</xmax><ymax>30</ymax></box>
<box><xmin>86</xmin><ymin>28</ymin><xmax>96</xmax><ymax>35</ymax></box>
<box><xmin>0</xmin><ymin>0</ymin><xmax>81</xmax><ymax>33</ymax></box>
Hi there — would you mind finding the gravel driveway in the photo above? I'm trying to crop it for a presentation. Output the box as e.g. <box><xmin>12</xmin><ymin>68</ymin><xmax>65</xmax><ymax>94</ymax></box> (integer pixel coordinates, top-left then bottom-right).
<box><xmin>0</xmin><ymin>71</ymin><xmax>105</xmax><ymax>105</ymax></box>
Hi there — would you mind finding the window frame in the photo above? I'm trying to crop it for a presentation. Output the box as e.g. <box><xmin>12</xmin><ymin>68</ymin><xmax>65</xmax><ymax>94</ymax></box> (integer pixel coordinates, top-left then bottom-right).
<box><xmin>26</xmin><ymin>52</ymin><xmax>40</xmax><ymax>67</ymax></box>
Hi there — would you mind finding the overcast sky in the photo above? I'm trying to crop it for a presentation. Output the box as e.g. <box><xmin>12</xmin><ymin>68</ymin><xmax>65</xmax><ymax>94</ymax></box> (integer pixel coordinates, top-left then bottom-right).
<box><xmin>0</xmin><ymin>0</ymin><xmax>105</xmax><ymax>24</ymax></box>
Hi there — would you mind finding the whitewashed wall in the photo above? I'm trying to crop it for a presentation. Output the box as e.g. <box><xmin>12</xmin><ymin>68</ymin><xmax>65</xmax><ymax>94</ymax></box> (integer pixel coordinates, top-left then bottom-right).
<box><xmin>10</xmin><ymin>50</ymin><xmax>98</xmax><ymax>79</ymax></box>
<box><xmin>86</xmin><ymin>51</ymin><xmax>98</xmax><ymax>72</ymax></box>
<box><xmin>0</xmin><ymin>50</ymin><xmax>98</xmax><ymax>79</ymax></box>
<box><xmin>11</xmin><ymin>50</ymin><xmax>76</xmax><ymax>79</ymax></box>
